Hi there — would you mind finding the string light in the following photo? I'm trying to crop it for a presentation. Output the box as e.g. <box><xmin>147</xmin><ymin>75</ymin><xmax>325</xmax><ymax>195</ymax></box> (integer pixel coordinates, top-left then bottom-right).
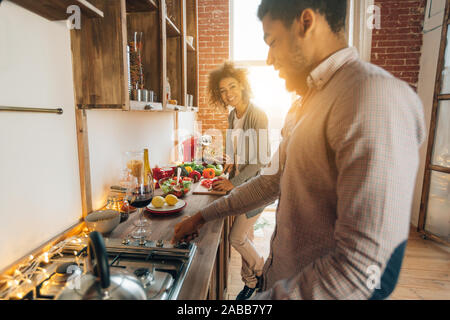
<box><xmin>0</xmin><ymin>232</ymin><xmax>88</xmax><ymax>300</ymax></box>
<box><xmin>43</xmin><ymin>252</ymin><xmax>50</xmax><ymax>264</ymax></box>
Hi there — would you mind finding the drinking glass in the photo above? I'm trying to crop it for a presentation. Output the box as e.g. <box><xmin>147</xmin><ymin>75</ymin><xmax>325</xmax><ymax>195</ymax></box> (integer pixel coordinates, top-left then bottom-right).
<box><xmin>124</xmin><ymin>151</ymin><xmax>154</xmax><ymax>240</ymax></box>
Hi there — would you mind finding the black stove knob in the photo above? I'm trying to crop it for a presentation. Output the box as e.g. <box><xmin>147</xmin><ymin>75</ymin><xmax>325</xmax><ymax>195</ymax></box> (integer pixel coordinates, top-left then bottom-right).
<box><xmin>175</xmin><ymin>242</ymin><xmax>189</xmax><ymax>250</ymax></box>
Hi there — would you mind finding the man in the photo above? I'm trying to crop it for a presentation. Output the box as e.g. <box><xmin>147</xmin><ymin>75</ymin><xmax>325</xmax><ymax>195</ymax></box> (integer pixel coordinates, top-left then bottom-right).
<box><xmin>173</xmin><ymin>0</ymin><xmax>426</xmax><ymax>300</ymax></box>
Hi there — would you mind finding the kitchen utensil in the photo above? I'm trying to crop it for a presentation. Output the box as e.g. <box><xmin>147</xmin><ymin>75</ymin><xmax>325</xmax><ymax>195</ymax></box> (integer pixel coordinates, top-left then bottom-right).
<box><xmin>177</xmin><ymin>167</ymin><xmax>181</xmax><ymax>187</ymax></box>
<box><xmin>148</xmin><ymin>90</ymin><xmax>154</xmax><ymax>102</ymax></box>
<box><xmin>141</xmin><ymin>89</ymin><xmax>149</xmax><ymax>102</ymax></box>
<box><xmin>145</xmin><ymin>199</ymin><xmax>187</xmax><ymax>215</ymax></box>
<box><xmin>56</xmin><ymin>232</ymin><xmax>147</xmax><ymax>300</ymax></box>
<box><xmin>138</xmin><ymin>32</ymin><xmax>144</xmax><ymax>88</ymax></box>
<box><xmin>137</xmin><ymin>89</ymin><xmax>144</xmax><ymax>102</ymax></box>
<box><xmin>85</xmin><ymin>210</ymin><xmax>121</xmax><ymax>234</ymax></box>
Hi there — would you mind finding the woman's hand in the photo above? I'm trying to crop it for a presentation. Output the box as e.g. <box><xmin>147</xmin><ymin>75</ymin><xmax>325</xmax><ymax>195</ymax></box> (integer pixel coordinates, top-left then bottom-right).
<box><xmin>212</xmin><ymin>177</ymin><xmax>234</xmax><ymax>192</ymax></box>
<box><xmin>172</xmin><ymin>212</ymin><xmax>205</xmax><ymax>244</ymax></box>
<box><xmin>223</xmin><ymin>163</ymin><xmax>234</xmax><ymax>174</ymax></box>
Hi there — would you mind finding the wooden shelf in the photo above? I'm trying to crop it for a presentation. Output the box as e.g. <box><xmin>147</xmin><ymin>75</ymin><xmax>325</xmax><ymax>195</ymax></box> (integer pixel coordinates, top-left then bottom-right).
<box><xmin>126</xmin><ymin>0</ymin><xmax>158</xmax><ymax>13</ymax></box>
<box><xmin>9</xmin><ymin>0</ymin><xmax>104</xmax><ymax>21</ymax></box>
<box><xmin>130</xmin><ymin>101</ymin><xmax>163</xmax><ymax>111</ymax></box>
<box><xmin>70</xmin><ymin>0</ymin><xmax>198</xmax><ymax>110</ymax></box>
<box><xmin>166</xmin><ymin>104</ymin><xmax>187</xmax><ymax>112</ymax></box>
<box><xmin>77</xmin><ymin>105</ymin><xmax>124</xmax><ymax>110</ymax></box>
<box><xmin>166</xmin><ymin>17</ymin><xmax>181</xmax><ymax>37</ymax></box>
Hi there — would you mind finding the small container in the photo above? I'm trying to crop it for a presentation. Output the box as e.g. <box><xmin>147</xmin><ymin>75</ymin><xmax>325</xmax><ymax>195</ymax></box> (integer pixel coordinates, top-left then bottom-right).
<box><xmin>106</xmin><ymin>192</ymin><xmax>128</xmax><ymax>222</ymax></box>
<box><xmin>141</xmin><ymin>89</ymin><xmax>149</xmax><ymax>102</ymax></box>
<box><xmin>85</xmin><ymin>210</ymin><xmax>121</xmax><ymax>234</ymax></box>
<box><xmin>148</xmin><ymin>90</ymin><xmax>154</xmax><ymax>102</ymax></box>
<box><xmin>137</xmin><ymin>89</ymin><xmax>144</xmax><ymax>102</ymax></box>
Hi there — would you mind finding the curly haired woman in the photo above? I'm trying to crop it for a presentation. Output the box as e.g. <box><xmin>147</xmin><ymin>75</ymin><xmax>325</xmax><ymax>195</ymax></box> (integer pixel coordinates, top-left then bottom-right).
<box><xmin>208</xmin><ymin>62</ymin><xmax>271</xmax><ymax>300</ymax></box>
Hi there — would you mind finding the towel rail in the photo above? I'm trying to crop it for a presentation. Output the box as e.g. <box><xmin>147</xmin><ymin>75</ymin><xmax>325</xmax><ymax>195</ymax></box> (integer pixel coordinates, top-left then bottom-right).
<box><xmin>0</xmin><ymin>106</ymin><xmax>63</xmax><ymax>115</ymax></box>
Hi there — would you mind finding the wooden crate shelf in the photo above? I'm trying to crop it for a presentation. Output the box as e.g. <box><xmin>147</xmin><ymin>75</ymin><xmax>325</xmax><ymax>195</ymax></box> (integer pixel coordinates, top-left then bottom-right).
<box><xmin>126</xmin><ymin>0</ymin><xmax>158</xmax><ymax>13</ymax></box>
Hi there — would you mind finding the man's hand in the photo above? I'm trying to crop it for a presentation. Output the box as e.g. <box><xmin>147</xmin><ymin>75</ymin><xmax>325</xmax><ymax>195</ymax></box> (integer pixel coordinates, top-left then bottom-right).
<box><xmin>212</xmin><ymin>177</ymin><xmax>234</xmax><ymax>192</ymax></box>
<box><xmin>172</xmin><ymin>212</ymin><xmax>206</xmax><ymax>244</ymax></box>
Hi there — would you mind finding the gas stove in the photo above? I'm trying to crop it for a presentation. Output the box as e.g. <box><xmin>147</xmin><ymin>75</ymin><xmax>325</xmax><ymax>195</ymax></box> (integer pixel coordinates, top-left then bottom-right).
<box><xmin>29</xmin><ymin>237</ymin><xmax>196</xmax><ymax>300</ymax></box>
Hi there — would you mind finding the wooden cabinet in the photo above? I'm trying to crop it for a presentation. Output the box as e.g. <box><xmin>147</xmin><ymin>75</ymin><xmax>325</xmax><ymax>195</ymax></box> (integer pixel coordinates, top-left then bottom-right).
<box><xmin>10</xmin><ymin>0</ymin><xmax>199</xmax><ymax>112</ymax></box>
<box><xmin>77</xmin><ymin>0</ymin><xmax>197</xmax><ymax>112</ymax></box>
<box><xmin>9</xmin><ymin>0</ymin><xmax>104</xmax><ymax>20</ymax></box>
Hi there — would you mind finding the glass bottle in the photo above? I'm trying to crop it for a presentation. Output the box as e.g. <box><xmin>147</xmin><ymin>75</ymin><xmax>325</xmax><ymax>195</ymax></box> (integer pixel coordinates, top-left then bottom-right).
<box><xmin>166</xmin><ymin>77</ymin><xmax>171</xmax><ymax>101</ymax></box>
<box><xmin>144</xmin><ymin>148</ymin><xmax>153</xmax><ymax>186</ymax></box>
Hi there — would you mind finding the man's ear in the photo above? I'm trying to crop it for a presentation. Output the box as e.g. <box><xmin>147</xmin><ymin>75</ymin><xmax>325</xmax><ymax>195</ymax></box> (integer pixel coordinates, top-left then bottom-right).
<box><xmin>295</xmin><ymin>9</ymin><xmax>315</xmax><ymax>38</ymax></box>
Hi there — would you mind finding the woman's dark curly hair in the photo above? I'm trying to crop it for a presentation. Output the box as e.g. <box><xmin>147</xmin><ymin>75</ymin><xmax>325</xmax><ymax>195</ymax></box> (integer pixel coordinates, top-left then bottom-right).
<box><xmin>208</xmin><ymin>62</ymin><xmax>252</xmax><ymax>111</ymax></box>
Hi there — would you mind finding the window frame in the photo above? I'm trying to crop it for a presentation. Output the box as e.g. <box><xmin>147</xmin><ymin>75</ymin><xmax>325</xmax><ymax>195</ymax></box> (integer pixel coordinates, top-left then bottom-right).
<box><xmin>418</xmin><ymin>0</ymin><xmax>450</xmax><ymax>246</ymax></box>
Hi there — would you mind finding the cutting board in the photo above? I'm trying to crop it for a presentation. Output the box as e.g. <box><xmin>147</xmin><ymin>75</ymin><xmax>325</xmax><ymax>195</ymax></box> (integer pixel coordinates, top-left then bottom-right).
<box><xmin>193</xmin><ymin>182</ymin><xmax>227</xmax><ymax>196</ymax></box>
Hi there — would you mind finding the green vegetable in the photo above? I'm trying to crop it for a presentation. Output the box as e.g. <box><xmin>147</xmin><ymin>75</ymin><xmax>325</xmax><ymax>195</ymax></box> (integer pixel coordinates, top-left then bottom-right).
<box><xmin>182</xmin><ymin>180</ymin><xmax>192</xmax><ymax>188</ymax></box>
<box><xmin>183</xmin><ymin>162</ymin><xmax>195</xmax><ymax>168</ymax></box>
<box><xmin>178</xmin><ymin>166</ymin><xmax>189</xmax><ymax>177</ymax></box>
<box><xmin>206</xmin><ymin>164</ymin><xmax>216</xmax><ymax>169</ymax></box>
<box><xmin>194</xmin><ymin>165</ymin><xmax>204</xmax><ymax>175</ymax></box>
<box><xmin>161</xmin><ymin>185</ymin><xmax>171</xmax><ymax>194</ymax></box>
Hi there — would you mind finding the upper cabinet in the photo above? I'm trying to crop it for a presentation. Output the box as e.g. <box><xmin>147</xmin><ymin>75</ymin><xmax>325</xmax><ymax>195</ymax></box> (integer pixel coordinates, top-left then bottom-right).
<box><xmin>9</xmin><ymin>0</ymin><xmax>104</xmax><ymax>20</ymax></box>
<box><xmin>12</xmin><ymin>0</ymin><xmax>199</xmax><ymax>112</ymax></box>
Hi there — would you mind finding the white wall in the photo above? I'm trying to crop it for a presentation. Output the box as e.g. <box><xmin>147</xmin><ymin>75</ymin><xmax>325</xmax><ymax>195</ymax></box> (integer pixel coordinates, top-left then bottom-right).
<box><xmin>86</xmin><ymin>110</ymin><xmax>195</xmax><ymax>211</ymax></box>
<box><xmin>0</xmin><ymin>1</ymin><xmax>195</xmax><ymax>272</ymax></box>
<box><xmin>0</xmin><ymin>1</ymin><xmax>82</xmax><ymax>271</ymax></box>
<box><xmin>411</xmin><ymin>4</ymin><xmax>446</xmax><ymax>227</ymax></box>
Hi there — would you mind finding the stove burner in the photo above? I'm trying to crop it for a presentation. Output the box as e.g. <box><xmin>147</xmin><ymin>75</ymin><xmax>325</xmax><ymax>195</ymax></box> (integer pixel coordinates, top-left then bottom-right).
<box><xmin>38</xmin><ymin>263</ymin><xmax>82</xmax><ymax>298</ymax></box>
<box><xmin>22</xmin><ymin>237</ymin><xmax>196</xmax><ymax>300</ymax></box>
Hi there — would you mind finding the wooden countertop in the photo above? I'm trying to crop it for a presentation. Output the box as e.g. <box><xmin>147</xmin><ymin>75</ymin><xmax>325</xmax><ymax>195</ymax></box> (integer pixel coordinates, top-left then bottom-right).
<box><xmin>109</xmin><ymin>184</ymin><xmax>224</xmax><ymax>300</ymax></box>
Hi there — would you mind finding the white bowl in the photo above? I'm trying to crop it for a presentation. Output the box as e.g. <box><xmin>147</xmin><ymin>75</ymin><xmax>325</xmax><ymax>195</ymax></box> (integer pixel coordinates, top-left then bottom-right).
<box><xmin>85</xmin><ymin>210</ymin><xmax>121</xmax><ymax>234</ymax></box>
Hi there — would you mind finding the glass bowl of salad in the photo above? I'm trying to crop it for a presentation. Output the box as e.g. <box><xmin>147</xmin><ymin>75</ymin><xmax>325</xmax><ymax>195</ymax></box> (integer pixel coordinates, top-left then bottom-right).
<box><xmin>158</xmin><ymin>177</ymin><xmax>193</xmax><ymax>198</ymax></box>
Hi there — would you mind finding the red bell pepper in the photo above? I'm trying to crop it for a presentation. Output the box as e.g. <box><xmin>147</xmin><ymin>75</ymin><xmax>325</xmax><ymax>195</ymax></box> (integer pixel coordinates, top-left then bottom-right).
<box><xmin>189</xmin><ymin>170</ymin><xmax>202</xmax><ymax>183</ymax></box>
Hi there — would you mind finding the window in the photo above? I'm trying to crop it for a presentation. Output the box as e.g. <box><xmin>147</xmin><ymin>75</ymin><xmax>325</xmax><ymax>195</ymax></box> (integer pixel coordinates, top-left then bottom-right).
<box><xmin>231</xmin><ymin>0</ymin><xmax>296</xmax><ymax>153</ymax></box>
<box><xmin>231</xmin><ymin>0</ymin><xmax>362</xmax><ymax>153</ymax></box>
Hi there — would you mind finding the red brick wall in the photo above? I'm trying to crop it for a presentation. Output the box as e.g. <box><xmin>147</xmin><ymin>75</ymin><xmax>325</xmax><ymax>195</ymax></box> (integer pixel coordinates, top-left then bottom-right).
<box><xmin>371</xmin><ymin>0</ymin><xmax>426</xmax><ymax>90</ymax></box>
<box><xmin>197</xmin><ymin>0</ymin><xmax>230</xmax><ymax>134</ymax></box>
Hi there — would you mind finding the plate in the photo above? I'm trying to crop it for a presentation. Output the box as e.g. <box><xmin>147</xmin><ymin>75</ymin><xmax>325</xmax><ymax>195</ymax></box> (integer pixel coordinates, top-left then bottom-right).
<box><xmin>145</xmin><ymin>199</ymin><xmax>186</xmax><ymax>215</ymax></box>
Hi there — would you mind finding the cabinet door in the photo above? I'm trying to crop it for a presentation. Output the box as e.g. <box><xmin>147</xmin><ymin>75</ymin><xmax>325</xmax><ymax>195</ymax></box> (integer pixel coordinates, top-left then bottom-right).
<box><xmin>71</xmin><ymin>0</ymin><xmax>128</xmax><ymax>108</ymax></box>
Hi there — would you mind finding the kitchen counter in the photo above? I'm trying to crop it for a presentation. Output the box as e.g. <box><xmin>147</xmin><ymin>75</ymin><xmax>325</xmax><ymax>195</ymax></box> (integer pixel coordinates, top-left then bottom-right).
<box><xmin>109</xmin><ymin>183</ymin><xmax>230</xmax><ymax>300</ymax></box>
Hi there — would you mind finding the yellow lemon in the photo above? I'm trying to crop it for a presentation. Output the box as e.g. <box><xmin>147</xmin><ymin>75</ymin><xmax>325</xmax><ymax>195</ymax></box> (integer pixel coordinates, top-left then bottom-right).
<box><xmin>152</xmin><ymin>196</ymin><xmax>165</xmax><ymax>208</ymax></box>
<box><xmin>165</xmin><ymin>194</ymin><xmax>178</xmax><ymax>206</ymax></box>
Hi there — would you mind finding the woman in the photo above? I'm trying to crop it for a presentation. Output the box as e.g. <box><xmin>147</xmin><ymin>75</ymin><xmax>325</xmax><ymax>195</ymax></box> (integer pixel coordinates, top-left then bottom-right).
<box><xmin>207</xmin><ymin>62</ymin><xmax>270</xmax><ymax>300</ymax></box>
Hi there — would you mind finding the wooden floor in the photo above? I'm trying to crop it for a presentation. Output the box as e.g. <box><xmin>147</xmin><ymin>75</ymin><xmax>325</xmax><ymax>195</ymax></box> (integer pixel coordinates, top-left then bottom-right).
<box><xmin>226</xmin><ymin>210</ymin><xmax>450</xmax><ymax>300</ymax></box>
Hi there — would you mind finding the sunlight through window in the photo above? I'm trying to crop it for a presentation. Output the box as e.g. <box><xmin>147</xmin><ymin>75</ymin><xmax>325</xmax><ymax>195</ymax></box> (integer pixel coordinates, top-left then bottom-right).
<box><xmin>231</xmin><ymin>0</ymin><xmax>297</xmax><ymax>152</ymax></box>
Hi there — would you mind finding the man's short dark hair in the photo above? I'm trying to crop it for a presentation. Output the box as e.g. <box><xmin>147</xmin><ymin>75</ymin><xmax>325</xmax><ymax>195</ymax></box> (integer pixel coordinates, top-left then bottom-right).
<box><xmin>257</xmin><ymin>0</ymin><xmax>347</xmax><ymax>34</ymax></box>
